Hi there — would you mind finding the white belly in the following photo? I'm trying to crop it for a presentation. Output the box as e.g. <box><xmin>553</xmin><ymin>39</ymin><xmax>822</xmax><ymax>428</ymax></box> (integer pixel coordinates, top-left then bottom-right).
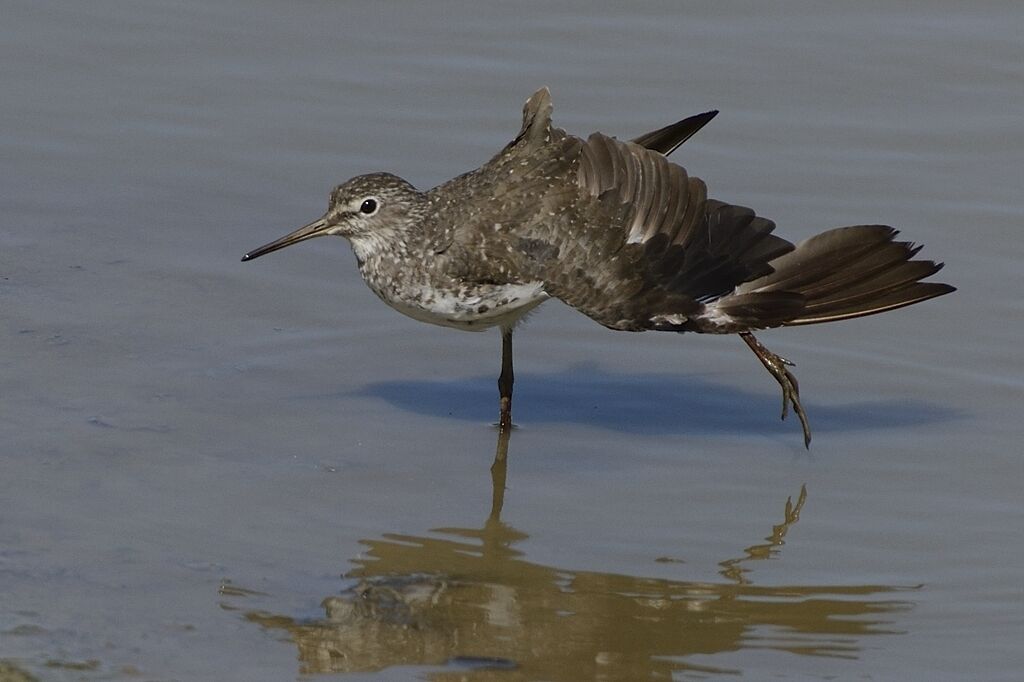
<box><xmin>377</xmin><ymin>280</ymin><xmax>549</xmax><ymax>331</ymax></box>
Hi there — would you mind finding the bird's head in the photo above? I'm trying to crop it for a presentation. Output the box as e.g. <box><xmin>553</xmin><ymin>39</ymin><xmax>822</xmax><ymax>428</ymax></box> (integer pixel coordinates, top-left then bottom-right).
<box><xmin>241</xmin><ymin>172</ymin><xmax>426</xmax><ymax>262</ymax></box>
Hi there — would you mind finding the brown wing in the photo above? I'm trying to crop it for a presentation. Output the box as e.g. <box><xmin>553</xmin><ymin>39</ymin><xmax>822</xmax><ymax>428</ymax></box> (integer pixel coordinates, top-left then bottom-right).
<box><xmin>567</xmin><ymin>134</ymin><xmax>953</xmax><ymax>332</ymax></box>
<box><xmin>438</xmin><ymin>88</ymin><xmax>952</xmax><ymax>334</ymax></box>
<box><xmin>559</xmin><ymin>132</ymin><xmax>798</xmax><ymax>329</ymax></box>
<box><xmin>630</xmin><ymin>109</ymin><xmax>718</xmax><ymax>156</ymax></box>
<box><xmin>437</xmin><ymin>90</ymin><xmax>799</xmax><ymax>331</ymax></box>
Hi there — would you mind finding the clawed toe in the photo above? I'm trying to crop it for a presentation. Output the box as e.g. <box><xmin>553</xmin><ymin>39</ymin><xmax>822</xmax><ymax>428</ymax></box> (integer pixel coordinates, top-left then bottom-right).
<box><xmin>740</xmin><ymin>332</ymin><xmax>812</xmax><ymax>448</ymax></box>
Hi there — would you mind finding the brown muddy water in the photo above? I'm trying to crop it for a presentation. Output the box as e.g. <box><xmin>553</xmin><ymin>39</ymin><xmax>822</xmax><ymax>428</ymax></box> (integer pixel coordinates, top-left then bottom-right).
<box><xmin>2</xmin><ymin>2</ymin><xmax>1021</xmax><ymax>680</ymax></box>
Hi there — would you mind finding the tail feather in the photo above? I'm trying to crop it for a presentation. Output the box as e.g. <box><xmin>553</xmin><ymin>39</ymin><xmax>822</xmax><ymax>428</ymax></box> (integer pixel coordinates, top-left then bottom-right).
<box><xmin>698</xmin><ymin>225</ymin><xmax>954</xmax><ymax>331</ymax></box>
<box><xmin>798</xmin><ymin>259</ymin><xmax>941</xmax><ymax>312</ymax></box>
<box><xmin>736</xmin><ymin>225</ymin><xmax>896</xmax><ymax>294</ymax></box>
<box><xmin>787</xmin><ymin>281</ymin><xmax>954</xmax><ymax>325</ymax></box>
<box><xmin>795</xmin><ymin>242</ymin><xmax>929</xmax><ymax>301</ymax></box>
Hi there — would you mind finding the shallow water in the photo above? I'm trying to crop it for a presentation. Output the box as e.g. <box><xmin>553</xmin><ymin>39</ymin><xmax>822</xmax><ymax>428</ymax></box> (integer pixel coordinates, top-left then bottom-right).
<box><xmin>2</xmin><ymin>1</ymin><xmax>1021</xmax><ymax>680</ymax></box>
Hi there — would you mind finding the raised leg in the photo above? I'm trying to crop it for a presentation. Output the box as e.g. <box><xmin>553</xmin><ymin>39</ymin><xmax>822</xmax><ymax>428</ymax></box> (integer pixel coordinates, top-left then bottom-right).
<box><xmin>740</xmin><ymin>332</ymin><xmax>812</xmax><ymax>448</ymax></box>
<box><xmin>497</xmin><ymin>326</ymin><xmax>514</xmax><ymax>435</ymax></box>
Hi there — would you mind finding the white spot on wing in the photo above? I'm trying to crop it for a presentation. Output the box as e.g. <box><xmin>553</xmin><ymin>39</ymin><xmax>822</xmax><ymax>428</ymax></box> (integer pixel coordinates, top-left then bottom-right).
<box><xmin>650</xmin><ymin>313</ymin><xmax>688</xmax><ymax>326</ymax></box>
<box><xmin>696</xmin><ymin>303</ymin><xmax>737</xmax><ymax>329</ymax></box>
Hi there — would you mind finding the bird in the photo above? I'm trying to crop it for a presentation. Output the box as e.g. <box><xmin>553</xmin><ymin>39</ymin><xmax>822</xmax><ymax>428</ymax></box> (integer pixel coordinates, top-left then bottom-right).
<box><xmin>242</xmin><ymin>87</ymin><xmax>954</xmax><ymax>447</ymax></box>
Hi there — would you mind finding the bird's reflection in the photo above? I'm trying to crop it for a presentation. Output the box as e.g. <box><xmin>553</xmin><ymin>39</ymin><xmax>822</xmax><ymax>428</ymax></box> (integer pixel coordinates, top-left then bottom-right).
<box><xmin>241</xmin><ymin>430</ymin><xmax>913</xmax><ymax>679</ymax></box>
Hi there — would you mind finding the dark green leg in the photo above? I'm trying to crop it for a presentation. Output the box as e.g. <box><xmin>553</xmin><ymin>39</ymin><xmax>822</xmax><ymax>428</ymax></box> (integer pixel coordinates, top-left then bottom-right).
<box><xmin>497</xmin><ymin>326</ymin><xmax>514</xmax><ymax>435</ymax></box>
<box><xmin>491</xmin><ymin>327</ymin><xmax>514</xmax><ymax>518</ymax></box>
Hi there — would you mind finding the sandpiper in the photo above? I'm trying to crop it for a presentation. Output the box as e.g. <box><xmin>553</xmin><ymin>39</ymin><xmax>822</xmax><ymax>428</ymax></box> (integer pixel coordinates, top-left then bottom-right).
<box><xmin>242</xmin><ymin>88</ymin><xmax>953</xmax><ymax>446</ymax></box>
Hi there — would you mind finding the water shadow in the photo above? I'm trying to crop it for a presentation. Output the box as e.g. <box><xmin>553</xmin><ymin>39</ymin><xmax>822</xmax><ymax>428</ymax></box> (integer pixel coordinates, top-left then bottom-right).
<box><xmin>354</xmin><ymin>365</ymin><xmax>958</xmax><ymax>436</ymax></box>
<box><xmin>234</xmin><ymin>435</ymin><xmax>917</xmax><ymax>679</ymax></box>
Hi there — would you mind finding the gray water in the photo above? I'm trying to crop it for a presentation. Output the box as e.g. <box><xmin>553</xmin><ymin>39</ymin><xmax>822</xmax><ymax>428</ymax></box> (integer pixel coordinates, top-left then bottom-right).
<box><xmin>2</xmin><ymin>2</ymin><xmax>1021</xmax><ymax>680</ymax></box>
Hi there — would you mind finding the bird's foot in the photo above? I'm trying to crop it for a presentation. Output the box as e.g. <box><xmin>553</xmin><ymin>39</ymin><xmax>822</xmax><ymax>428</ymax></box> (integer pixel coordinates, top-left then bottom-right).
<box><xmin>496</xmin><ymin>396</ymin><xmax>514</xmax><ymax>435</ymax></box>
<box><xmin>740</xmin><ymin>333</ymin><xmax>812</xmax><ymax>448</ymax></box>
<box><xmin>494</xmin><ymin>419</ymin><xmax>517</xmax><ymax>432</ymax></box>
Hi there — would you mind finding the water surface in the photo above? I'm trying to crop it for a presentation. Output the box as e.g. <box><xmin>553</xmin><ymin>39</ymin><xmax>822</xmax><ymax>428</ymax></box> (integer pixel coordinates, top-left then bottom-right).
<box><xmin>2</xmin><ymin>2</ymin><xmax>1021</xmax><ymax>680</ymax></box>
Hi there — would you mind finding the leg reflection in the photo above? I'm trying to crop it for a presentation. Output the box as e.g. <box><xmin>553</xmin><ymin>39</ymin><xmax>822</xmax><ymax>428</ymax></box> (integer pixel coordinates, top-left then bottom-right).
<box><xmin>489</xmin><ymin>423</ymin><xmax>511</xmax><ymax>522</ymax></box>
<box><xmin>718</xmin><ymin>484</ymin><xmax>808</xmax><ymax>585</ymax></box>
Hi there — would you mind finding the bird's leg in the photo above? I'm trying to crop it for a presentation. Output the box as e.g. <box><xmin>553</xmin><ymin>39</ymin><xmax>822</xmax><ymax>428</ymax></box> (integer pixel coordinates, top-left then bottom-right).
<box><xmin>497</xmin><ymin>326</ymin><xmax>514</xmax><ymax>435</ymax></box>
<box><xmin>491</xmin><ymin>327</ymin><xmax>514</xmax><ymax>514</ymax></box>
<box><xmin>739</xmin><ymin>332</ymin><xmax>812</xmax><ymax>448</ymax></box>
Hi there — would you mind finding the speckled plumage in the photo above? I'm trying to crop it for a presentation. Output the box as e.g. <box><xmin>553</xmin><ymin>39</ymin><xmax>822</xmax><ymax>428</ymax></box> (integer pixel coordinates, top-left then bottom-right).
<box><xmin>243</xmin><ymin>88</ymin><xmax>954</xmax><ymax>446</ymax></box>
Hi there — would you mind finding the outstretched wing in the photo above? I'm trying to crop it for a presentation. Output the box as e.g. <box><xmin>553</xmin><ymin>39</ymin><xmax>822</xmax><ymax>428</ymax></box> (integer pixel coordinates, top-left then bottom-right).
<box><xmin>438</xmin><ymin>89</ymin><xmax>799</xmax><ymax>331</ymax></box>
<box><xmin>439</xmin><ymin>88</ymin><xmax>951</xmax><ymax>335</ymax></box>
<box><xmin>544</xmin><ymin>131</ymin><xmax>799</xmax><ymax>330</ymax></box>
<box><xmin>630</xmin><ymin>109</ymin><xmax>718</xmax><ymax>156</ymax></box>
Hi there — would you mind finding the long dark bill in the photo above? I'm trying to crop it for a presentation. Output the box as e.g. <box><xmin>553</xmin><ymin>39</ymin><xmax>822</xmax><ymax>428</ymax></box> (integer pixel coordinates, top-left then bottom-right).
<box><xmin>241</xmin><ymin>217</ymin><xmax>329</xmax><ymax>262</ymax></box>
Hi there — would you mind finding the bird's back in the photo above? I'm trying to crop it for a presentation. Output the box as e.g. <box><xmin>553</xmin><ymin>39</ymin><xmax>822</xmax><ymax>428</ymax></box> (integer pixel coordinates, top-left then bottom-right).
<box><xmin>427</xmin><ymin>89</ymin><xmax>773</xmax><ymax>331</ymax></box>
<box><xmin>429</xmin><ymin>88</ymin><xmax>950</xmax><ymax>335</ymax></box>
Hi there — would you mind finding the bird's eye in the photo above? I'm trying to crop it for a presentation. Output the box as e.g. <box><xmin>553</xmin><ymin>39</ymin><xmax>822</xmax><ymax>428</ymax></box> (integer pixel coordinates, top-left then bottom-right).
<box><xmin>359</xmin><ymin>198</ymin><xmax>378</xmax><ymax>215</ymax></box>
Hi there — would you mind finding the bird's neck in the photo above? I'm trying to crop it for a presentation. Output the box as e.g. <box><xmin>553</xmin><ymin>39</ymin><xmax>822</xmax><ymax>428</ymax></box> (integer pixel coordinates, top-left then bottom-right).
<box><xmin>349</xmin><ymin>230</ymin><xmax>409</xmax><ymax>267</ymax></box>
<box><xmin>350</xmin><ymin>218</ymin><xmax>436</xmax><ymax>288</ymax></box>
<box><xmin>348</xmin><ymin>206</ymin><xmax>433</xmax><ymax>267</ymax></box>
